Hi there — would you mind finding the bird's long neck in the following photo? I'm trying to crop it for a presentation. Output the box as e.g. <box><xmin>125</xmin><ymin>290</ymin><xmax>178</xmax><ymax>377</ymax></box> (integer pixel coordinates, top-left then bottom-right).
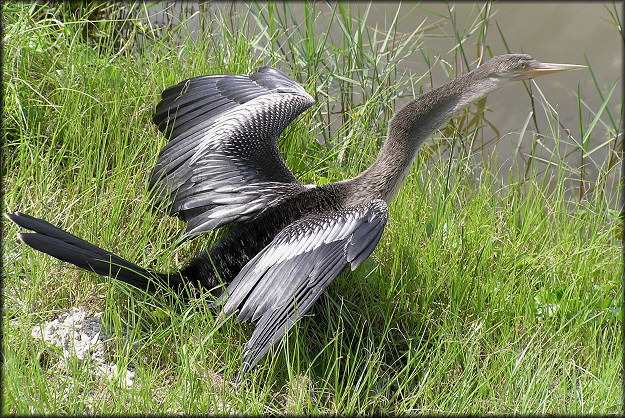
<box><xmin>343</xmin><ymin>67</ymin><xmax>504</xmax><ymax>204</ymax></box>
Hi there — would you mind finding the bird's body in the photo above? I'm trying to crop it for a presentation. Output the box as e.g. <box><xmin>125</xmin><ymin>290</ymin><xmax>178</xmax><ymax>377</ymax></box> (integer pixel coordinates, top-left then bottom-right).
<box><xmin>6</xmin><ymin>55</ymin><xmax>583</xmax><ymax>383</ymax></box>
<box><xmin>181</xmin><ymin>182</ymin><xmax>344</xmax><ymax>294</ymax></box>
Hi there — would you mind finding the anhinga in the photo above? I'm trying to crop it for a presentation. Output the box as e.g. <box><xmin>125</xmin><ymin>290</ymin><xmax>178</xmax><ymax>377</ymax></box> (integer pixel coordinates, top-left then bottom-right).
<box><xmin>5</xmin><ymin>54</ymin><xmax>583</xmax><ymax>383</ymax></box>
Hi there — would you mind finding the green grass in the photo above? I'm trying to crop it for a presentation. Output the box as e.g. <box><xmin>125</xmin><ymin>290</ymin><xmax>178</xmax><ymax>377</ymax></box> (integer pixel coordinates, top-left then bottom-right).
<box><xmin>3</xmin><ymin>1</ymin><xmax>622</xmax><ymax>414</ymax></box>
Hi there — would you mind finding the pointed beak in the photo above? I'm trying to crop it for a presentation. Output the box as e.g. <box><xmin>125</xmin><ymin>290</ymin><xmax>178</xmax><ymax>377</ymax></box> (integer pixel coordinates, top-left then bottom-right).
<box><xmin>513</xmin><ymin>62</ymin><xmax>586</xmax><ymax>81</ymax></box>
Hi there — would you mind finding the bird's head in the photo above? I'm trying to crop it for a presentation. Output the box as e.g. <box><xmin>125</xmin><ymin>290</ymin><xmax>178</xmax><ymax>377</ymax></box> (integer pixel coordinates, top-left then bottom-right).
<box><xmin>457</xmin><ymin>54</ymin><xmax>585</xmax><ymax>100</ymax></box>
<box><xmin>484</xmin><ymin>54</ymin><xmax>586</xmax><ymax>82</ymax></box>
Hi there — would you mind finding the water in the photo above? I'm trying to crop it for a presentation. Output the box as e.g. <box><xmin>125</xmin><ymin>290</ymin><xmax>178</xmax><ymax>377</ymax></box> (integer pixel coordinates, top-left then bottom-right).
<box><xmin>149</xmin><ymin>2</ymin><xmax>622</xmax><ymax>198</ymax></box>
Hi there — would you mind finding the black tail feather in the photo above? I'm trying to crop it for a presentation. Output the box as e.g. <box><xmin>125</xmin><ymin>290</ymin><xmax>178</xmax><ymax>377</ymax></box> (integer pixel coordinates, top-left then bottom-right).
<box><xmin>5</xmin><ymin>212</ymin><xmax>181</xmax><ymax>292</ymax></box>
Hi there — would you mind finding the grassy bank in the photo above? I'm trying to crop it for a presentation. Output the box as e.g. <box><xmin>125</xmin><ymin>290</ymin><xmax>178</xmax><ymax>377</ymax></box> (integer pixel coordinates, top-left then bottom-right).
<box><xmin>2</xmin><ymin>2</ymin><xmax>622</xmax><ymax>414</ymax></box>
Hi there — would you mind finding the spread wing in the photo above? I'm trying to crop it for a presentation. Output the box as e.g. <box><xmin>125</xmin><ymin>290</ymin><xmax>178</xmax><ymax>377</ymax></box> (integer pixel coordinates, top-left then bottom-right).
<box><xmin>151</xmin><ymin>67</ymin><xmax>315</xmax><ymax>238</ymax></box>
<box><xmin>211</xmin><ymin>200</ymin><xmax>389</xmax><ymax>383</ymax></box>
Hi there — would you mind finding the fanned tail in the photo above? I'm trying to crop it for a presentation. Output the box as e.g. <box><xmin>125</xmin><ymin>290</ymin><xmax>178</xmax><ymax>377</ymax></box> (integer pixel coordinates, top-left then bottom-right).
<box><xmin>5</xmin><ymin>212</ymin><xmax>183</xmax><ymax>291</ymax></box>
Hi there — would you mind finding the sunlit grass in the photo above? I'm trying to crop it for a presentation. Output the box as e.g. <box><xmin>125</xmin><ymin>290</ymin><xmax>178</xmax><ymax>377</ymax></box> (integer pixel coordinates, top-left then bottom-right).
<box><xmin>2</xmin><ymin>1</ymin><xmax>622</xmax><ymax>414</ymax></box>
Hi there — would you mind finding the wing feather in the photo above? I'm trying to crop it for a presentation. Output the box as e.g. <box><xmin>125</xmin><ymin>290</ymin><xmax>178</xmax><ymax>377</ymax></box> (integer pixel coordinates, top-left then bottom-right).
<box><xmin>151</xmin><ymin>67</ymin><xmax>315</xmax><ymax>238</ymax></box>
<box><xmin>212</xmin><ymin>200</ymin><xmax>389</xmax><ymax>383</ymax></box>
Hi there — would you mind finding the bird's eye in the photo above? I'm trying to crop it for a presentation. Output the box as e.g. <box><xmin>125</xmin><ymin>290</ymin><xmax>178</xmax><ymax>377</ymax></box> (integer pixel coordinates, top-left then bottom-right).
<box><xmin>518</xmin><ymin>61</ymin><xmax>528</xmax><ymax>69</ymax></box>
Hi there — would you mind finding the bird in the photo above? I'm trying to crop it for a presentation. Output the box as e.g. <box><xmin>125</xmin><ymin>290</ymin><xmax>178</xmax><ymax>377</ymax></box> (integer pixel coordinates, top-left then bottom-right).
<box><xmin>5</xmin><ymin>54</ymin><xmax>583</xmax><ymax>384</ymax></box>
